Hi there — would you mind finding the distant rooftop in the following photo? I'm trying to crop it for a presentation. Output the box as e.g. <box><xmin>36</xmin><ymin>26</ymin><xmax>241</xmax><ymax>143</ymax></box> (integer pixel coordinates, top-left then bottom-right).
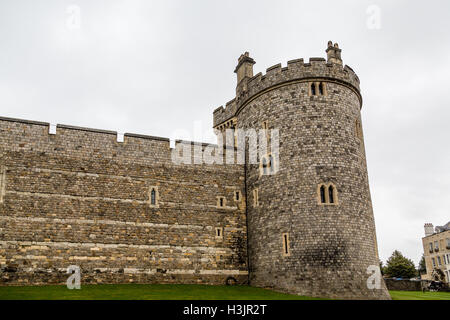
<box><xmin>435</xmin><ymin>221</ymin><xmax>450</xmax><ymax>233</ymax></box>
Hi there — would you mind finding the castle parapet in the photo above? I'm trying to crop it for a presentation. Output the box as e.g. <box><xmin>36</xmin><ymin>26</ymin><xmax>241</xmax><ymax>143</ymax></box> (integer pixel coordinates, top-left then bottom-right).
<box><xmin>213</xmin><ymin>42</ymin><xmax>361</xmax><ymax>128</ymax></box>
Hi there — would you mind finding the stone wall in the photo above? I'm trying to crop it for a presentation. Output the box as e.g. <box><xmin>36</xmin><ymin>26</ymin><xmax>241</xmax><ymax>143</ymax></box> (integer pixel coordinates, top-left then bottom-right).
<box><xmin>0</xmin><ymin>117</ymin><xmax>248</xmax><ymax>286</ymax></box>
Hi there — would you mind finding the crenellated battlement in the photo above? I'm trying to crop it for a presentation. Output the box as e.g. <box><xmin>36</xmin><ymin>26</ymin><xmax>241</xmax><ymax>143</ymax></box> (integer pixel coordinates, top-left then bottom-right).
<box><xmin>213</xmin><ymin>44</ymin><xmax>361</xmax><ymax>128</ymax></box>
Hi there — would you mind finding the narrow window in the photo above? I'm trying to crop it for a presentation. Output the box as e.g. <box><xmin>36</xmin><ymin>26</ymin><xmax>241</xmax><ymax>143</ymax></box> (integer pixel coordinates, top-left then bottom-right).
<box><xmin>311</xmin><ymin>83</ymin><xmax>316</xmax><ymax>96</ymax></box>
<box><xmin>318</xmin><ymin>82</ymin><xmax>324</xmax><ymax>95</ymax></box>
<box><xmin>429</xmin><ymin>243</ymin><xmax>433</xmax><ymax>253</ymax></box>
<box><xmin>262</xmin><ymin>156</ymin><xmax>268</xmax><ymax>175</ymax></box>
<box><xmin>151</xmin><ymin>188</ymin><xmax>156</xmax><ymax>205</ymax></box>
<box><xmin>220</xmin><ymin>197</ymin><xmax>224</xmax><ymax>207</ymax></box>
<box><xmin>253</xmin><ymin>189</ymin><xmax>259</xmax><ymax>207</ymax></box>
<box><xmin>215</xmin><ymin>227</ymin><xmax>223</xmax><ymax>238</ymax></box>
<box><xmin>320</xmin><ymin>185</ymin><xmax>326</xmax><ymax>203</ymax></box>
<box><xmin>435</xmin><ymin>241</ymin><xmax>439</xmax><ymax>251</ymax></box>
<box><xmin>0</xmin><ymin>166</ymin><xmax>5</xmax><ymax>204</ymax></box>
<box><xmin>149</xmin><ymin>186</ymin><xmax>159</xmax><ymax>207</ymax></box>
<box><xmin>268</xmin><ymin>154</ymin><xmax>274</xmax><ymax>174</ymax></box>
<box><xmin>328</xmin><ymin>185</ymin><xmax>335</xmax><ymax>204</ymax></box>
<box><xmin>234</xmin><ymin>191</ymin><xmax>240</xmax><ymax>202</ymax></box>
<box><xmin>432</xmin><ymin>258</ymin><xmax>436</xmax><ymax>267</ymax></box>
<box><xmin>438</xmin><ymin>256</ymin><xmax>442</xmax><ymax>266</ymax></box>
<box><xmin>282</xmin><ymin>233</ymin><xmax>290</xmax><ymax>256</ymax></box>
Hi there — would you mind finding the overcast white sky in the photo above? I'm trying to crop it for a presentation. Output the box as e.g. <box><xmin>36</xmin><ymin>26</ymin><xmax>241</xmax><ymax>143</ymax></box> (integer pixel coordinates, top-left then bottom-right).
<box><xmin>0</xmin><ymin>0</ymin><xmax>449</xmax><ymax>265</ymax></box>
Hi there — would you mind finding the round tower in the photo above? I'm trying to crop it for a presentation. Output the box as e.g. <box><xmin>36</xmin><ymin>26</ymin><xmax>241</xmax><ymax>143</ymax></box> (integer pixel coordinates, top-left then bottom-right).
<box><xmin>213</xmin><ymin>41</ymin><xmax>390</xmax><ymax>300</ymax></box>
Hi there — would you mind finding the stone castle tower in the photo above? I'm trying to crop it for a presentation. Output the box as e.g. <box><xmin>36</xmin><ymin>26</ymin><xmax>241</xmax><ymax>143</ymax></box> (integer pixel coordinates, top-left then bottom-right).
<box><xmin>0</xmin><ymin>41</ymin><xmax>389</xmax><ymax>300</ymax></box>
<box><xmin>213</xmin><ymin>41</ymin><xmax>390</xmax><ymax>299</ymax></box>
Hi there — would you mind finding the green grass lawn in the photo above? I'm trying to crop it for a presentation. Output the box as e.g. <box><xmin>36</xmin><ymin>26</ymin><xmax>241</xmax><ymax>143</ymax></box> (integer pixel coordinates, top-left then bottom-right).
<box><xmin>389</xmin><ymin>290</ymin><xmax>450</xmax><ymax>300</ymax></box>
<box><xmin>1</xmin><ymin>284</ymin><xmax>449</xmax><ymax>300</ymax></box>
<box><xmin>0</xmin><ymin>284</ymin><xmax>322</xmax><ymax>300</ymax></box>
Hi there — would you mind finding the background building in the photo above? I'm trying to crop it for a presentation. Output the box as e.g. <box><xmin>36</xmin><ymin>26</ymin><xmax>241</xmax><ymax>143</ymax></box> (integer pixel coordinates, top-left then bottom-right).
<box><xmin>422</xmin><ymin>222</ymin><xmax>450</xmax><ymax>283</ymax></box>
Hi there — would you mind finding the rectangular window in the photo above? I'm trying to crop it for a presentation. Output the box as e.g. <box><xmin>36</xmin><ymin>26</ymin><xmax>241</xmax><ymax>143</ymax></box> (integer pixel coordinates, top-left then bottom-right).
<box><xmin>434</xmin><ymin>241</ymin><xmax>439</xmax><ymax>251</ymax></box>
<box><xmin>215</xmin><ymin>227</ymin><xmax>223</xmax><ymax>239</ymax></box>
<box><xmin>447</xmin><ymin>238</ymin><xmax>450</xmax><ymax>248</ymax></box>
<box><xmin>253</xmin><ymin>188</ymin><xmax>259</xmax><ymax>207</ymax></box>
<box><xmin>0</xmin><ymin>166</ymin><xmax>5</xmax><ymax>204</ymax></box>
<box><xmin>282</xmin><ymin>233</ymin><xmax>290</xmax><ymax>257</ymax></box>
<box><xmin>234</xmin><ymin>191</ymin><xmax>240</xmax><ymax>202</ymax></box>
<box><xmin>438</xmin><ymin>256</ymin><xmax>442</xmax><ymax>266</ymax></box>
<box><xmin>432</xmin><ymin>258</ymin><xmax>436</xmax><ymax>267</ymax></box>
<box><xmin>429</xmin><ymin>242</ymin><xmax>433</xmax><ymax>252</ymax></box>
<box><xmin>217</xmin><ymin>196</ymin><xmax>226</xmax><ymax>208</ymax></box>
<box><xmin>148</xmin><ymin>186</ymin><xmax>159</xmax><ymax>207</ymax></box>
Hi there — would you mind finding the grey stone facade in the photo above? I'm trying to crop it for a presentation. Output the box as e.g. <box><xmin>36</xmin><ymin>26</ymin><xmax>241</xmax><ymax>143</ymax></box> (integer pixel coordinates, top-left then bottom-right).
<box><xmin>0</xmin><ymin>42</ymin><xmax>389</xmax><ymax>299</ymax></box>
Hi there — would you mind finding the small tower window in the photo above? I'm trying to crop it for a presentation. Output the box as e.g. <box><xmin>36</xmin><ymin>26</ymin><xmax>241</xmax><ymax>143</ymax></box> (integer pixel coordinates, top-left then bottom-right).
<box><xmin>253</xmin><ymin>188</ymin><xmax>259</xmax><ymax>207</ymax></box>
<box><xmin>262</xmin><ymin>157</ymin><xmax>268</xmax><ymax>175</ymax></box>
<box><xmin>320</xmin><ymin>185</ymin><xmax>326</xmax><ymax>203</ymax></box>
<box><xmin>234</xmin><ymin>190</ymin><xmax>240</xmax><ymax>202</ymax></box>
<box><xmin>217</xmin><ymin>196</ymin><xmax>226</xmax><ymax>208</ymax></box>
<box><xmin>328</xmin><ymin>185</ymin><xmax>335</xmax><ymax>204</ymax></box>
<box><xmin>148</xmin><ymin>186</ymin><xmax>159</xmax><ymax>207</ymax></box>
<box><xmin>318</xmin><ymin>183</ymin><xmax>338</xmax><ymax>205</ymax></box>
<box><xmin>311</xmin><ymin>83</ymin><xmax>316</xmax><ymax>96</ymax></box>
<box><xmin>151</xmin><ymin>189</ymin><xmax>156</xmax><ymax>205</ymax></box>
<box><xmin>282</xmin><ymin>233</ymin><xmax>291</xmax><ymax>257</ymax></box>
<box><xmin>215</xmin><ymin>227</ymin><xmax>223</xmax><ymax>239</ymax></box>
<box><xmin>318</xmin><ymin>82</ymin><xmax>324</xmax><ymax>95</ymax></box>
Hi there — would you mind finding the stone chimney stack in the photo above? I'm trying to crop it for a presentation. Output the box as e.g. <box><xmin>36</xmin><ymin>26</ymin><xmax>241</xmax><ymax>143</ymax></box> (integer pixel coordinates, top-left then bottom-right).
<box><xmin>234</xmin><ymin>52</ymin><xmax>255</xmax><ymax>93</ymax></box>
<box><xmin>424</xmin><ymin>223</ymin><xmax>434</xmax><ymax>237</ymax></box>
<box><xmin>326</xmin><ymin>41</ymin><xmax>342</xmax><ymax>65</ymax></box>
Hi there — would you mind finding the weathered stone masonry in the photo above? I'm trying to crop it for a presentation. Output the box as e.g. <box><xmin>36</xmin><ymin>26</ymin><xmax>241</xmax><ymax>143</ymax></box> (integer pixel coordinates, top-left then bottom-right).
<box><xmin>0</xmin><ymin>41</ymin><xmax>389</xmax><ymax>299</ymax></box>
<box><xmin>0</xmin><ymin>118</ymin><xmax>248</xmax><ymax>285</ymax></box>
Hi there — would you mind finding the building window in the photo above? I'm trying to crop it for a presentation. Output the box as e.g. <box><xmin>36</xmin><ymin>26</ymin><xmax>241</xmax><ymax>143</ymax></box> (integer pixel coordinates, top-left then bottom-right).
<box><xmin>282</xmin><ymin>233</ymin><xmax>291</xmax><ymax>257</ymax></box>
<box><xmin>217</xmin><ymin>196</ymin><xmax>226</xmax><ymax>208</ymax></box>
<box><xmin>429</xmin><ymin>242</ymin><xmax>433</xmax><ymax>253</ymax></box>
<box><xmin>328</xmin><ymin>185</ymin><xmax>335</xmax><ymax>204</ymax></box>
<box><xmin>309</xmin><ymin>82</ymin><xmax>326</xmax><ymax>96</ymax></box>
<box><xmin>318</xmin><ymin>183</ymin><xmax>338</xmax><ymax>205</ymax></box>
<box><xmin>0</xmin><ymin>166</ymin><xmax>5</xmax><ymax>204</ymax></box>
<box><xmin>432</xmin><ymin>258</ymin><xmax>436</xmax><ymax>268</ymax></box>
<box><xmin>438</xmin><ymin>256</ymin><xmax>442</xmax><ymax>266</ymax></box>
<box><xmin>318</xmin><ymin>82</ymin><xmax>324</xmax><ymax>95</ymax></box>
<box><xmin>311</xmin><ymin>83</ymin><xmax>316</xmax><ymax>96</ymax></box>
<box><xmin>253</xmin><ymin>188</ymin><xmax>259</xmax><ymax>207</ymax></box>
<box><xmin>148</xmin><ymin>186</ymin><xmax>159</xmax><ymax>207</ymax></box>
<box><xmin>447</xmin><ymin>238</ymin><xmax>450</xmax><ymax>249</ymax></box>
<box><xmin>215</xmin><ymin>227</ymin><xmax>223</xmax><ymax>239</ymax></box>
<box><xmin>434</xmin><ymin>241</ymin><xmax>439</xmax><ymax>251</ymax></box>
<box><xmin>355</xmin><ymin>119</ymin><xmax>363</xmax><ymax>140</ymax></box>
<box><xmin>234</xmin><ymin>190</ymin><xmax>241</xmax><ymax>202</ymax></box>
<box><xmin>320</xmin><ymin>185</ymin><xmax>326</xmax><ymax>204</ymax></box>
<box><xmin>260</xmin><ymin>154</ymin><xmax>276</xmax><ymax>176</ymax></box>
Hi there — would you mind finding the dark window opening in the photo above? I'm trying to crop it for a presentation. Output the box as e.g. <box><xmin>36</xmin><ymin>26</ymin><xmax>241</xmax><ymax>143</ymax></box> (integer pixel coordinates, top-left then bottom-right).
<box><xmin>311</xmin><ymin>83</ymin><xmax>316</xmax><ymax>96</ymax></box>
<box><xmin>220</xmin><ymin>198</ymin><xmax>224</xmax><ymax>207</ymax></box>
<box><xmin>235</xmin><ymin>191</ymin><xmax>240</xmax><ymax>201</ymax></box>
<box><xmin>328</xmin><ymin>185</ymin><xmax>334</xmax><ymax>204</ymax></box>
<box><xmin>319</xmin><ymin>82</ymin><xmax>324</xmax><ymax>95</ymax></box>
<box><xmin>151</xmin><ymin>189</ymin><xmax>156</xmax><ymax>205</ymax></box>
<box><xmin>320</xmin><ymin>185</ymin><xmax>326</xmax><ymax>203</ymax></box>
<box><xmin>262</xmin><ymin>157</ymin><xmax>268</xmax><ymax>175</ymax></box>
<box><xmin>284</xmin><ymin>235</ymin><xmax>289</xmax><ymax>254</ymax></box>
